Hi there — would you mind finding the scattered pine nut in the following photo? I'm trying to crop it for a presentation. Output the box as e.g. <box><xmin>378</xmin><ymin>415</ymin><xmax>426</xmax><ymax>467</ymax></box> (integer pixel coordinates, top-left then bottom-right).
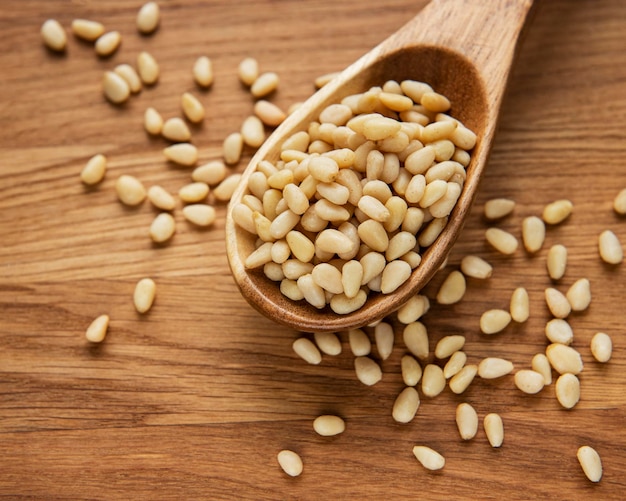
<box><xmin>577</xmin><ymin>446</ymin><xmax>602</xmax><ymax>483</ymax></box>
<box><xmin>250</xmin><ymin>72</ymin><xmax>279</xmax><ymax>98</ymax></box>
<box><xmin>85</xmin><ymin>314</ymin><xmax>110</xmax><ymax>343</ymax></box>
<box><xmin>434</xmin><ymin>335</ymin><xmax>465</xmax><ymax>360</ymax></box>
<box><xmin>114</xmin><ymin>64</ymin><xmax>142</xmax><ymax>94</ymax></box>
<box><xmin>514</xmin><ymin>369</ymin><xmax>545</xmax><ymax>394</ymax></box>
<box><xmin>542</xmin><ymin>199</ymin><xmax>573</xmax><ymax>225</ymax></box>
<box><xmin>522</xmin><ymin>216</ymin><xmax>545</xmax><ymax>253</ymax></box>
<box><xmin>449</xmin><ymin>364</ymin><xmax>477</xmax><ymax>394</ymax></box>
<box><xmin>313</xmin><ymin>415</ymin><xmax>345</xmax><ymax>436</ymax></box>
<box><xmin>182</xmin><ymin>204</ymin><xmax>216</xmax><ymax>227</ymax></box>
<box><xmin>555</xmin><ymin>373</ymin><xmax>580</xmax><ymax>409</ymax></box>
<box><xmin>179</xmin><ymin>182</ymin><xmax>209</xmax><ymax>203</ymax></box>
<box><xmin>544</xmin><ymin>287</ymin><xmax>571</xmax><ymax>319</ymax></box>
<box><xmin>71</xmin><ymin>19</ymin><xmax>105</xmax><ymax>42</ymax></box>
<box><xmin>396</xmin><ymin>295</ymin><xmax>430</xmax><ymax>324</ymax></box>
<box><xmin>133</xmin><ymin>278</ymin><xmax>156</xmax><ymax>314</ymax></box>
<box><xmin>545</xmin><ymin>318</ymin><xmax>574</xmax><ymax>345</ymax></box>
<box><xmin>80</xmin><ymin>154</ymin><xmax>107</xmax><ymax>185</ymax></box>
<box><xmin>137</xmin><ymin>51</ymin><xmax>160</xmax><ymax>85</ymax></box>
<box><xmin>95</xmin><ymin>31</ymin><xmax>121</xmax><ymax>57</ymax></box>
<box><xmin>254</xmin><ymin>100</ymin><xmax>287</xmax><ymax>127</ymax></box>
<box><xmin>149</xmin><ymin>213</ymin><xmax>176</xmax><ymax>243</ymax></box>
<box><xmin>590</xmin><ymin>332</ymin><xmax>612</xmax><ymax>362</ymax></box>
<box><xmin>510</xmin><ymin>287</ymin><xmax>530</xmax><ymax>323</ymax></box>
<box><xmin>147</xmin><ymin>185</ymin><xmax>176</xmax><ymax>211</ymax></box>
<box><xmin>241</xmin><ymin>115</ymin><xmax>266</xmax><ymax>148</ymax></box>
<box><xmin>238</xmin><ymin>57</ymin><xmax>259</xmax><ymax>87</ymax></box>
<box><xmin>163</xmin><ymin>143</ymin><xmax>198</xmax><ymax>166</ymax></box>
<box><xmin>401</xmin><ymin>355</ymin><xmax>423</xmax><ymax>386</ymax></box>
<box><xmin>485</xmin><ymin>227</ymin><xmax>518</xmax><ymax>255</ymax></box>
<box><xmin>374</xmin><ymin>322</ymin><xmax>394</xmax><ymax>360</ymax></box>
<box><xmin>545</xmin><ymin>343</ymin><xmax>583</xmax><ymax>375</ymax></box>
<box><xmin>412</xmin><ymin>445</ymin><xmax>445</xmax><ymax>471</ymax></box>
<box><xmin>403</xmin><ymin>322</ymin><xmax>429</xmax><ymax>360</ymax></box>
<box><xmin>162</xmin><ymin>117</ymin><xmax>192</xmax><ymax>142</ymax></box>
<box><xmin>115</xmin><ymin>174</ymin><xmax>146</xmax><ymax>206</ymax></box>
<box><xmin>547</xmin><ymin>244</ymin><xmax>567</xmax><ymax>280</ymax></box>
<box><xmin>102</xmin><ymin>71</ymin><xmax>131</xmax><ymax>104</ymax></box>
<box><xmin>181</xmin><ymin>92</ymin><xmax>205</xmax><ymax>123</ymax></box>
<box><xmin>137</xmin><ymin>2</ymin><xmax>160</xmax><ymax>34</ymax></box>
<box><xmin>144</xmin><ymin>107</ymin><xmax>164</xmax><ymax>135</ymax></box>
<box><xmin>460</xmin><ymin>255</ymin><xmax>492</xmax><ymax>279</ymax></box>
<box><xmin>277</xmin><ymin>450</ymin><xmax>303</xmax><ymax>477</ymax></box>
<box><xmin>41</xmin><ymin>19</ymin><xmax>67</xmax><ymax>52</ymax></box>
<box><xmin>479</xmin><ymin>309</ymin><xmax>511</xmax><ymax>335</ymax></box>
<box><xmin>193</xmin><ymin>56</ymin><xmax>214</xmax><ymax>88</ymax></box>
<box><xmin>314</xmin><ymin>71</ymin><xmax>341</xmax><ymax>89</ymax></box>
<box><xmin>223</xmin><ymin>132</ymin><xmax>244</xmax><ymax>165</ymax></box>
<box><xmin>192</xmin><ymin>161</ymin><xmax>227</xmax><ymax>186</ymax></box>
<box><xmin>613</xmin><ymin>188</ymin><xmax>626</xmax><ymax>215</ymax></box>
<box><xmin>292</xmin><ymin>337</ymin><xmax>321</xmax><ymax>365</ymax></box>
<box><xmin>478</xmin><ymin>357</ymin><xmax>514</xmax><ymax>379</ymax></box>
<box><xmin>443</xmin><ymin>351</ymin><xmax>466</xmax><ymax>379</ymax></box>
<box><xmin>349</xmin><ymin>328</ymin><xmax>371</xmax><ymax>356</ymax></box>
<box><xmin>531</xmin><ymin>353</ymin><xmax>552</xmax><ymax>385</ymax></box>
<box><xmin>354</xmin><ymin>356</ymin><xmax>382</xmax><ymax>386</ymax></box>
<box><xmin>483</xmin><ymin>413</ymin><xmax>504</xmax><ymax>448</ymax></box>
<box><xmin>392</xmin><ymin>387</ymin><xmax>420</xmax><ymax>423</ymax></box>
<box><xmin>566</xmin><ymin>278</ymin><xmax>591</xmax><ymax>312</ymax></box>
<box><xmin>456</xmin><ymin>402</ymin><xmax>478</xmax><ymax>440</ymax></box>
<box><xmin>313</xmin><ymin>331</ymin><xmax>342</xmax><ymax>356</ymax></box>
<box><xmin>484</xmin><ymin>198</ymin><xmax>515</xmax><ymax>220</ymax></box>
<box><xmin>213</xmin><ymin>174</ymin><xmax>242</xmax><ymax>202</ymax></box>
<box><xmin>436</xmin><ymin>270</ymin><xmax>466</xmax><ymax>304</ymax></box>
<box><xmin>598</xmin><ymin>229</ymin><xmax>623</xmax><ymax>264</ymax></box>
<box><xmin>421</xmin><ymin>364</ymin><xmax>446</xmax><ymax>397</ymax></box>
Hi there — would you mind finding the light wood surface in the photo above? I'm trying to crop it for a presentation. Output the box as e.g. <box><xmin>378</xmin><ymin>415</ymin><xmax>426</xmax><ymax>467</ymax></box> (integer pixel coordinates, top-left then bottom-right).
<box><xmin>1</xmin><ymin>1</ymin><xmax>625</xmax><ymax>499</ymax></box>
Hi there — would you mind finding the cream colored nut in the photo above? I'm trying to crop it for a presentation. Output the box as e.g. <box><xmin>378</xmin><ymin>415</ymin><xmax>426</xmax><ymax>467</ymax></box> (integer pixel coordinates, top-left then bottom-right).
<box><xmin>80</xmin><ymin>154</ymin><xmax>107</xmax><ymax>185</ymax></box>
<box><xmin>193</xmin><ymin>56</ymin><xmax>214</xmax><ymax>88</ymax></box>
<box><xmin>192</xmin><ymin>161</ymin><xmax>227</xmax><ymax>186</ymax></box>
<box><xmin>213</xmin><ymin>174</ymin><xmax>242</xmax><ymax>202</ymax></box>
<box><xmin>443</xmin><ymin>351</ymin><xmax>466</xmax><ymax>379</ymax></box>
<box><xmin>590</xmin><ymin>332</ymin><xmax>612</xmax><ymax>363</ymax></box>
<box><xmin>403</xmin><ymin>322</ymin><xmax>429</xmax><ymax>359</ymax></box>
<box><xmin>456</xmin><ymin>402</ymin><xmax>478</xmax><ymax>440</ymax></box>
<box><xmin>545</xmin><ymin>318</ymin><xmax>574</xmax><ymax>345</ymax></box>
<box><xmin>577</xmin><ymin>446</ymin><xmax>602</xmax><ymax>483</ymax></box>
<box><xmin>555</xmin><ymin>373</ymin><xmax>580</xmax><ymax>409</ymax></box>
<box><xmin>277</xmin><ymin>450</ymin><xmax>303</xmax><ymax>477</ymax></box>
<box><xmin>181</xmin><ymin>92</ymin><xmax>205</xmax><ymax>123</ymax></box>
<box><xmin>102</xmin><ymin>71</ymin><xmax>130</xmax><ymax>104</ymax></box>
<box><xmin>245</xmin><ymin>242</ymin><xmax>272</xmax><ymax>269</ymax></box>
<box><xmin>182</xmin><ymin>204</ymin><xmax>216</xmax><ymax>227</ymax></box>
<box><xmin>147</xmin><ymin>185</ymin><xmax>176</xmax><ymax>211</ymax></box>
<box><xmin>95</xmin><ymin>31</ymin><xmax>121</xmax><ymax>57</ymax></box>
<box><xmin>250</xmin><ymin>71</ymin><xmax>279</xmax><ymax>98</ymax></box>
<box><xmin>133</xmin><ymin>278</ymin><xmax>156</xmax><ymax>314</ymax></box>
<box><xmin>380</xmin><ymin>260</ymin><xmax>411</xmax><ymax>294</ymax></box>
<box><xmin>238</xmin><ymin>57</ymin><xmax>259</xmax><ymax>86</ymax></box>
<box><xmin>315</xmin><ymin>71</ymin><xmax>340</xmax><ymax>89</ymax></box>
<box><xmin>71</xmin><ymin>19</ymin><xmax>105</xmax><ymax>42</ymax></box>
<box><xmin>400</xmin><ymin>79</ymin><xmax>434</xmax><ymax>102</ymax></box>
<box><xmin>354</xmin><ymin>356</ymin><xmax>382</xmax><ymax>386</ymax></box>
<box><xmin>115</xmin><ymin>175</ymin><xmax>146</xmax><ymax>206</ymax></box>
<box><xmin>531</xmin><ymin>353</ymin><xmax>552</xmax><ymax>385</ymax></box>
<box><xmin>542</xmin><ymin>199</ymin><xmax>573</xmax><ymax>225</ymax></box>
<box><xmin>114</xmin><ymin>64</ymin><xmax>142</xmax><ymax>94</ymax></box>
<box><xmin>313</xmin><ymin>332</ymin><xmax>342</xmax><ymax>356</ymax></box>
<box><xmin>292</xmin><ymin>337</ymin><xmax>321</xmax><ymax>365</ymax></box>
<box><xmin>522</xmin><ymin>216</ymin><xmax>545</xmax><ymax>253</ymax></box>
<box><xmin>460</xmin><ymin>255</ymin><xmax>492</xmax><ymax>279</ymax></box>
<box><xmin>484</xmin><ymin>198</ymin><xmax>515</xmax><ymax>220</ymax></box>
<box><xmin>149</xmin><ymin>213</ymin><xmax>176</xmax><ymax>243</ymax></box>
<box><xmin>179</xmin><ymin>182</ymin><xmax>209</xmax><ymax>203</ymax></box>
<box><xmin>163</xmin><ymin>143</ymin><xmax>198</xmax><ymax>166</ymax></box>
<box><xmin>312</xmin><ymin>263</ymin><xmax>342</xmax><ymax>294</ymax></box>
<box><xmin>254</xmin><ymin>100</ymin><xmax>286</xmax><ymax>127</ymax></box>
<box><xmin>412</xmin><ymin>445</ymin><xmax>445</xmax><ymax>471</ymax></box>
<box><xmin>547</xmin><ymin>244</ymin><xmax>567</xmax><ymax>280</ymax></box>
<box><xmin>478</xmin><ymin>357</ymin><xmax>514</xmax><ymax>379</ymax></box>
<box><xmin>349</xmin><ymin>328</ymin><xmax>371</xmax><ymax>356</ymax></box>
<box><xmin>313</xmin><ymin>415</ymin><xmax>345</xmax><ymax>436</ymax></box>
<box><xmin>404</xmin><ymin>146</ymin><xmax>436</xmax><ymax>175</ymax></box>
<box><xmin>41</xmin><ymin>19</ymin><xmax>67</xmax><ymax>52</ymax></box>
<box><xmin>436</xmin><ymin>270</ymin><xmax>466</xmax><ymax>305</ymax></box>
<box><xmin>598</xmin><ymin>230</ymin><xmax>623</xmax><ymax>264</ymax></box>
<box><xmin>137</xmin><ymin>2</ymin><xmax>160</xmax><ymax>34</ymax></box>
<box><xmin>401</xmin><ymin>355</ymin><xmax>422</xmax><ymax>386</ymax></box>
<box><xmin>483</xmin><ymin>413</ymin><xmax>504</xmax><ymax>448</ymax></box>
<box><xmin>137</xmin><ymin>51</ymin><xmax>159</xmax><ymax>85</ymax></box>
<box><xmin>449</xmin><ymin>364</ymin><xmax>477</xmax><ymax>394</ymax></box>
<box><xmin>358</xmin><ymin>219</ymin><xmax>389</xmax><ymax>252</ymax></box>
<box><xmin>241</xmin><ymin>115</ymin><xmax>266</xmax><ymax>148</ymax></box>
<box><xmin>422</xmin><ymin>364</ymin><xmax>446</xmax><ymax>397</ymax></box>
<box><xmin>392</xmin><ymin>387</ymin><xmax>420</xmax><ymax>423</ymax></box>
<box><xmin>485</xmin><ymin>227</ymin><xmax>518</xmax><ymax>255</ymax></box>
<box><xmin>341</xmin><ymin>260</ymin><xmax>363</xmax><ymax>299</ymax></box>
<box><xmin>434</xmin><ymin>335</ymin><xmax>465</xmax><ymax>360</ymax></box>
<box><xmin>330</xmin><ymin>290</ymin><xmax>367</xmax><ymax>314</ymax></box>
<box><xmin>287</xmin><ymin>231</ymin><xmax>315</xmax><ymax>263</ymax></box>
<box><xmin>374</xmin><ymin>322</ymin><xmax>394</xmax><ymax>360</ymax></box>
<box><xmin>510</xmin><ymin>287</ymin><xmax>529</xmax><ymax>323</ymax></box>
<box><xmin>85</xmin><ymin>314</ymin><xmax>109</xmax><ymax>343</ymax></box>
<box><xmin>298</xmin><ymin>273</ymin><xmax>326</xmax><ymax>308</ymax></box>
<box><xmin>613</xmin><ymin>188</ymin><xmax>626</xmax><ymax>215</ymax></box>
<box><xmin>566</xmin><ymin>278</ymin><xmax>591</xmax><ymax>311</ymax></box>
<box><xmin>545</xmin><ymin>287</ymin><xmax>571</xmax><ymax>319</ymax></box>
<box><xmin>362</xmin><ymin>116</ymin><xmax>402</xmax><ymax>141</ymax></box>
<box><xmin>162</xmin><ymin>118</ymin><xmax>191</xmax><ymax>142</ymax></box>
<box><xmin>396</xmin><ymin>294</ymin><xmax>430</xmax><ymax>324</ymax></box>
<box><xmin>223</xmin><ymin>132</ymin><xmax>244</xmax><ymax>165</ymax></box>
<box><xmin>144</xmin><ymin>107</ymin><xmax>163</xmax><ymax>135</ymax></box>
<box><xmin>421</xmin><ymin>91</ymin><xmax>450</xmax><ymax>112</ymax></box>
<box><xmin>514</xmin><ymin>369</ymin><xmax>545</xmax><ymax>394</ymax></box>
<box><xmin>546</xmin><ymin>343</ymin><xmax>583</xmax><ymax>375</ymax></box>
<box><xmin>480</xmin><ymin>309</ymin><xmax>511</xmax><ymax>335</ymax></box>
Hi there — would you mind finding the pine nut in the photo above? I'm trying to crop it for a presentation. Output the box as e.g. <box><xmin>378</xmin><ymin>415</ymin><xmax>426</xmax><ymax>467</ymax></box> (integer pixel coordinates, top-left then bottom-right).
<box><xmin>115</xmin><ymin>175</ymin><xmax>146</xmax><ymax>206</ymax></box>
<box><xmin>547</xmin><ymin>244</ymin><xmax>567</xmax><ymax>280</ymax></box>
<box><xmin>483</xmin><ymin>413</ymin><xmax>504</xmax><ymax>448</ymax></box>
<box><xmin>146</xmin><ymin>186</ymin><xmax>173</xmax><ymax>212</ymax></box>
<box><xmin>478</xmin><ymin>357</ymin><xmax>514</xmax><ymax>379</ymax></box>
<box><xmin>380</xmin><ymin>260</ymin><xmax>411</xmax><ymax>293</ymax></box>
<box><xmin>149</xmin><ymin>213</ymin><xmax>176</xmax><ymax>243</ymax></box>
<box><xmin>392</xmin><ymin>387</ymin><xmax>420</xmax><ymax>423</ymax></box>
<box><xmin>485</xmin><ymin>227</ymin><xmax>518</xmax><ymax>255</ymax></box>
<box><xmin>598</xmin><ymin>229</ymin><xmax>623</xmax><ymax>264</ymax></box>
<box><xmin>71</xmin><ymin>19</ymin><xmax>105</xmax><ymax>42</ymax></box>
<box><xmin>330</xmin><ymin>290</ymin><xmax>367</xmax><ymax>314</ymax></box>
<box><xmin>396</xmin><ymin>294</ymin><xmax>430</xmax><ymax>324</ymax></box>
<box><xmin>358</xmin><ymin>219</ymin><xmax>389</xmax><ymax>252</ymax></box>
<box><xmin>137</xmin><ymin>51</ymin><xmax>159</xmax><ymax>85</ymax></box>
<box><xmin>403</xmin><ymin>322</ymin><xmax>429</xmax><ymax>360</ymax></box>
<box><xmin>542</xmin><ymin>199</ymin><xmax>573</xmax><ymax>225</ymax></box>
<box><xmin>555</xmin><ymin>373</ymin><xmax>580</xmax><ymax>409</ymax></box>
<box><xmin>545</xmin><ymin>318</ymin><xmax>574</xmax><ymax>345</ymax></box>
<box><xmin>373</xmin><ymin>322</ymin><xmax>394</xmax><ymax>360</ymax></box>
<box><xmin>80</xmin><ymin>154</ymin><xmax>107</xmax><ymax>185</ymax></box>
<box><xmin>436</xmin><ymin>270</ymin><xmax>466</xmax><ymax>304</ymax></box>
<box><xmin>193</xmin><ymin>161</ymin><xmax>227</xmax><ymax>186</ymax></box>
<box><xmin>223</xmin><ymin>132</ymin><xmax>244</xmax><ymax>165</ymax></box>
<box><xmin>590</xmin><ymin>332</ymin><xmax>612</xmax><ymax>362</ymax></box>
<box><xmin>401</xmin><ymin>355</ymin><xmax>423</xmax><ymax>386</ymax></box>
<box><xmin>313</xmin><ymin>415</ymin><xmax>345</xmax><ymax>436</ymax></box>
<box><xmin>114</xmin><ymin>64</ymin><xmax>142</xmax><ymax>94</ymax></box>
<box><xmin>95</xmin><ymin>31</ymin><xmax>121</xmax><ymax>57</ymax></box>
<box><xmin>566</xmin><ymin>278</ymin><xmax>591</xmax><ymax>311</ymax></box>
<box><xmin>349</xmin><ymin>328</ymin><xmax>371</xmax><ymax>356</ymax></box>
<box><xmin>546</xmin><ymin>343</ymin><xmax>583</xmax><ymax>375</ymax></box>
<box><xmin>531</xmin><ymin>353</ymin><xmax>552</xmax><ymax>385</ymax></box>
<box><xmin>412</xmin><ymin>445</ymin><xmax>445</xmax><ymax>471</ymax></box>
<box><xmin>449</xmin><ymin>364</ymin><xmax>477</xmax><ymax>394</ymax></box>
<box><xmin>456</xmin><ymin>402</ymin><xmax>478</xmax><ymax>440</ymax></box>
<box><xmin>181</xmin><ymin>92</ymin><xmax>205</xmax><ymax>123</ymax></box>
<box><xmin>354</xmin><ymin>356</ymin><xmax>382</xmax><ymax>386</ymax></box>
<box><xmin>341</xmin><ymin>260</ymin><xmax>363</xmax><ymax>298</ymax></box>
<box><xmin>460</xmin><ymin>255</ymin><xmax>492</xmax><ymax>279</ymax></box>
<box><xmin>443</xmin><ymin>351</ymin><xmax>466</xmax><ymax>379</ymax></box>
<box><xmin>182</xmin><ymin>204</ymin><xmax>216</xmax><ymax>227</ymax></box>
<box><xmin>178</xmin><ymin>182</ymin><xmax>208</xmax><ymax>203</ymax></box>
<box><xmin>102</xmin><ymin>71</ymin><xmax>130</xmax><ymax>104</ymax></box>
<box><xmin>509</xmin><ymin>287</ymin><xmax>530</xmax><ymax>323</ymax></box>
<box><xmin>577</xmin><ymin>446</ymin><xmax>602</xmax><ymax>482</ymax></box>
<box><xmin>522</xmin><ymin>216</ymin><xmax>545</xmax><ymax>253</ymax></box>
<box><xmin>241</xmin><ymin>115</ymin><xmax>266</xmax><ymax>148</ymax></box>
<box><xmin>238</xmin><ymin>57</ymin><xmax>259</xmax><ymax>86</ymax></box>
<box><xmin>545</xmin><ymin>287</ymin><xmax>571</xmax><ymax>319</ymax></box>
<box><xmin>144</xmin><ymin>107</ymin><xmax>163</xmax><ymax>135</ymax></box>
<box><xmin>315</xmin><ymin>71</ymin><xmax>341</xmax><ymax>89</ymax></box>
<box><xmin>137</xmin><ymin>2</ymin><xmax>160</xmax><ymax>34</ymax></box>
<box><xmin>162</xmin><ymin>118</ymin><xmax>191</xmax><ymax>142</ymax></box>
<box><xmin>277</xmin><ymin>450</ymin><xmax>303</xmax><ymax>477</ymax></box>
<box><xmin>292</xmin><ymin>337</ymin><xmax>322</xmax><ymax>365</ymax></box>
<box><xmin>434</xmin><ymin>335</ymin><xmax>465</xmax><ymax>359</ymax></box>
<box><xmin>484</xmin><ymin>198</ymin><xmax>515</xmax><ymax>220</ymax></box>
<box><xmin>297</xmin><ymin>273</ymin><xmax>326</xmax><ymax>308</ymax></box>
<box><xmin>480</xmin><ymin>309</ymin><xmax>511</xmax><ymax>334</ymax></box>
<box><xmin>41</xmin><ymin>19</ymin><xmax>67</xmax><ymax>52</ymax></box>
<box><xmin>192</xmin><ymin>56</ymin><xmax>214</xmax><ymax>88</ymax></box>
<box><xmin>85</xmin><ymin>314</ymin><xmax>109</xmax><ymax>343</ymax></box>
<box><xmin>400</xmin><ymin>80</ymin><xmax>434</xmax><ymax>102</ymax></box>
<box><xmin>313</xmin><ymin>332</ymin><xmax>342</xmax><ymax>356</ymax></box>
<box><xmin>613</xmin><ymin>187</ymin><xmax>626</xmax><ymax>215</ymax></box>
<box><xmin>254</xmin><ymin>100</ymin><xmax>286</xmax><ymax>127</ymax></box>
<box><xmin>514</xmin><ymin>369</ymin><xmax>545</xmax><ymax>394</ymax></box>
<box><xmin>163</xmin><ymin>143</ymin><xmax>198</xmax><ymax>166</ymax></box>
<box><xmin>251</xmin><ymin>72</ymin><xmax>279</xmax><ymax>98</ymax></box>
<box><xmin>422</xmin><ymin>364</ymin><xmax>446</xmax><ymax>397</ymax></box>
<box><xmin>133</xmin><ymin>278</ymin><xmax>156</xmax><ymax>314</ymax></box>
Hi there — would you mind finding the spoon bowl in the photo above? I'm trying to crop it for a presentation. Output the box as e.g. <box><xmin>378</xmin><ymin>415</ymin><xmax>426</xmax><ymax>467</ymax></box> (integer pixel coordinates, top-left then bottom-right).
<box><xmin>226</xmin><ymin>0</ymin><xmax>536</xmax><ymax>332</ymax></box>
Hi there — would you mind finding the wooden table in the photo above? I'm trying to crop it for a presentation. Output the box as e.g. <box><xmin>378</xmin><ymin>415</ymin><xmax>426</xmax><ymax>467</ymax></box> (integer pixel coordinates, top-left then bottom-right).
<box><xmin>1</xmin><ymin>1</ymin><xmax>625</xmax><ymax>499</ymax></box>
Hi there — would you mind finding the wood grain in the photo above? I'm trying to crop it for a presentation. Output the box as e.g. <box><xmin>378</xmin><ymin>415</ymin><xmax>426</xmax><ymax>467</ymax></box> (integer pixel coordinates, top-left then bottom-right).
<box><xmin>1</xmin><ymin>1</ymin><xmax>625</xmax><ymax>499</ymax></box>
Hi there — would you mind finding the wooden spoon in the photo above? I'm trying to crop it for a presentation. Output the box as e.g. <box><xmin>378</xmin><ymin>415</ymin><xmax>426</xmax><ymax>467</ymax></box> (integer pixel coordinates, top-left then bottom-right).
<box><xmin>226</xmin><ymin>0</ymin><xmax>536</xmax><ymax>332</ymax></box>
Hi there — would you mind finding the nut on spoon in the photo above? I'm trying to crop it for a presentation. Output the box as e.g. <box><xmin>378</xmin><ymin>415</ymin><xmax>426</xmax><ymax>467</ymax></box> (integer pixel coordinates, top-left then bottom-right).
<box><xmin>226</xmin><ymin>0</ymin><xmax>536</xmax><ymax>332</ymax></box>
